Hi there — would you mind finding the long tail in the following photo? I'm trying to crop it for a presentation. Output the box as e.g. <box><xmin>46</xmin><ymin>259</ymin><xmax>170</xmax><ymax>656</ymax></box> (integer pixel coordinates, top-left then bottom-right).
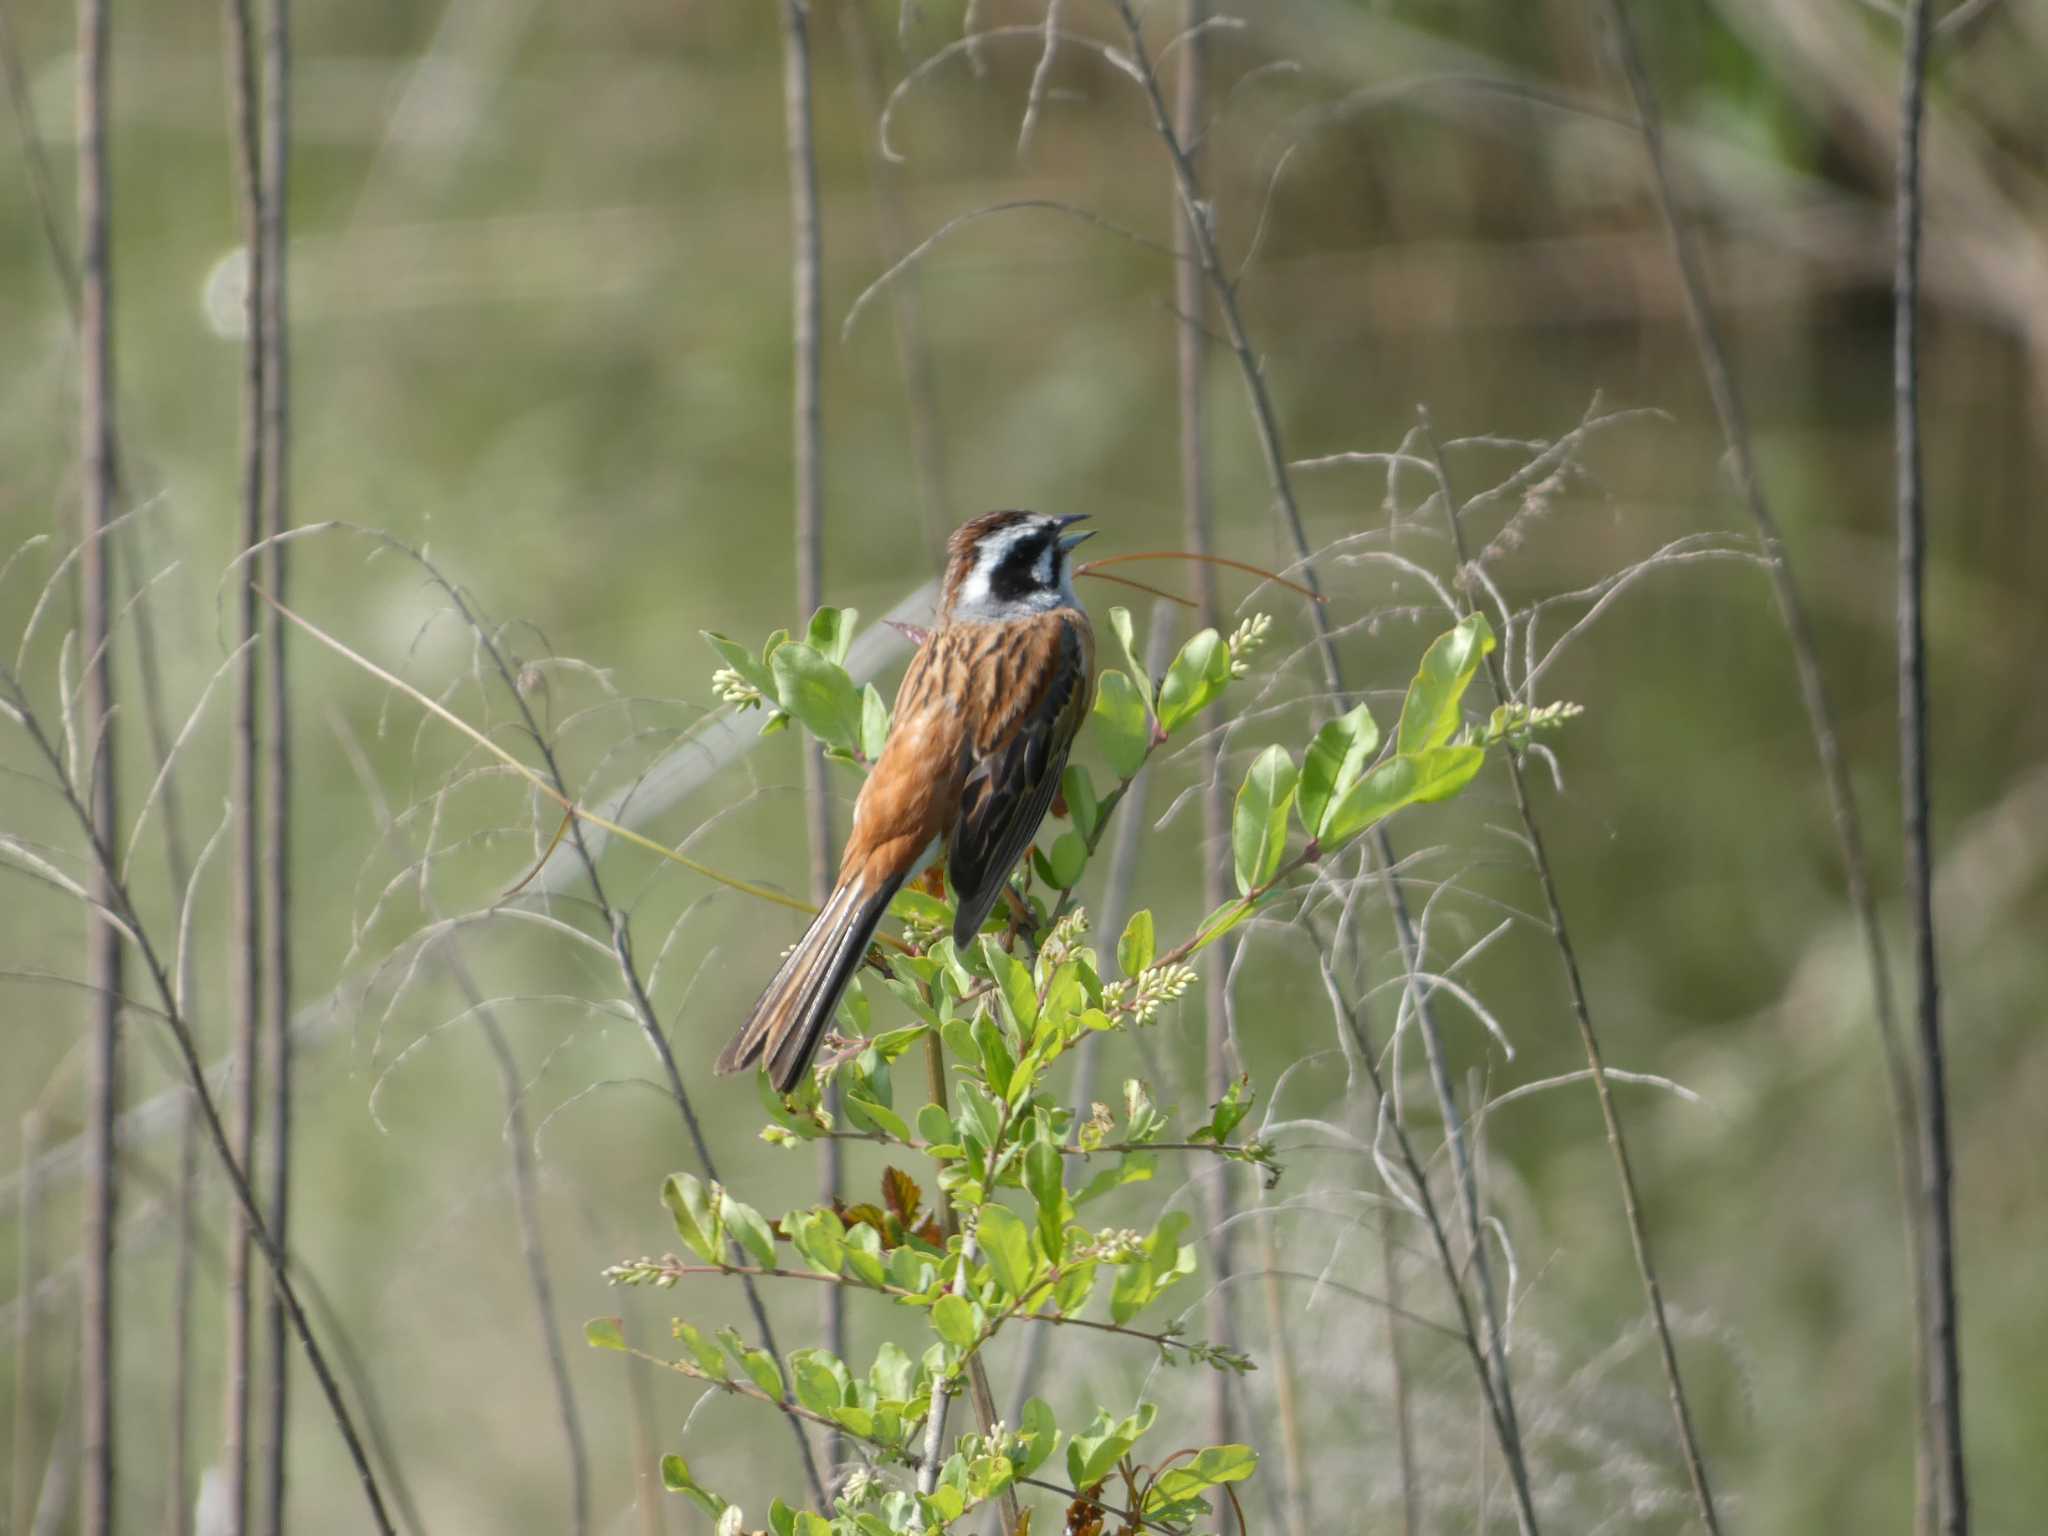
<box><xmin>715</xmin><ymin>873</ymin><xmax>901</xmax><ymax>1093</ymax></box>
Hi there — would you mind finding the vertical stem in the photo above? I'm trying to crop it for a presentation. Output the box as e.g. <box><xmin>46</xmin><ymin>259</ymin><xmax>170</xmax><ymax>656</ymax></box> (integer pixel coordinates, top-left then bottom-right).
<box><xmin>166</xmin><ymin>1086</ymin><xmax>200</xmax><ymax>1536</ymax></box>
<box><xmin>1423</xmin><ymin>413</ymin><xmax>1719</xmax><ymax>1534</ymax></box>
<box><xmin>778</xmin><ymin>0</ymin><xmax>842</xmax><ymax>1459</ymax></box>
<box><xmin>13</xmin><ymin>1109</ymin><xmax>46</xmax><ymax>1536</ymax></box>
<box><xmin>1169</xmin><ymin>0</ymin><xmax>1237</xmax><ymax>1455</ymax></box>
<box><xmin>76</xmin><ymin>0</ymin><xmax>122</xmax><ymax>1524</ymax></box>
<box><xmin>1597</xmin><ymin>8</ymin><xmax>1931</xmax><ymax>1521</ymax></box>
<box><xmin>1894</xmin><ymin>6</ymin><xmax>1966</xmax><ymax>1533</ymax></box>
<box><xmin>220</xmin><ymin>0</ymin><xmax>267</xmax><ymax>1529</ymax></box>
<box><xmin>257</xmin><ymin>1</ymin><xmax>293</xmax><ymax>1528</ymax></box>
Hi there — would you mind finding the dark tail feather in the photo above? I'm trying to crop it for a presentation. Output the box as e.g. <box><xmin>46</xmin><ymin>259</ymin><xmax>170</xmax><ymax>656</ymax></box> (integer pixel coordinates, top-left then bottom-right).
<box><xmin>716</xmin><ymin>875</ymin><xmax>899</xmax><ymax>1093</ymax></box>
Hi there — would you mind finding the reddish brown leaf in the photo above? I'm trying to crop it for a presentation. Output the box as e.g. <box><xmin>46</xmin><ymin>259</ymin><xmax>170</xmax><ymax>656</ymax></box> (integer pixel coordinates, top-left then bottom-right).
<box><xmin>881</xmin><ymin>1166</ymin><xmax>923</xmax><ymax>1227</ymax></box>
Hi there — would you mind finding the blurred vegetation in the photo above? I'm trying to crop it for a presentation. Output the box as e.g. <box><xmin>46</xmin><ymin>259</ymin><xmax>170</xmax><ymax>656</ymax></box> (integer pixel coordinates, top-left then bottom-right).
<box><xmin>1</xmin><ymin>1</ymin><xmax>2044</xmax><ymax>1533</ymax></box>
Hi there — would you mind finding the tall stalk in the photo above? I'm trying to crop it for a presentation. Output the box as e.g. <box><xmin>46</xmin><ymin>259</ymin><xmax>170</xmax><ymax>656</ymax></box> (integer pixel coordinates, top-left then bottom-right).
<box><xmin>778</xmin><ymin>0</ymin><xmax>842</xmax><ymax>1459</ymax></box>
<box><xmin>75</xmin><ymin>0</ymin><xmax>122</xmax><ymax>1525</ymax></box>
<box><xmin>1169</xmin><ymin>0</ymin><xmax>1238</xmax><ymax>1455</ymax></box>
<box><xmin>257</xmin><ymin>1</ymin><xmax>294</xmax><ymax>1527</ymax></box>
<box><xmin>220</xmin><ymin>0</ymin><xmax>268</xmax><ymax>1528</ymax></box>
<box><xmin>1893</xmin><ymin>4</ymin><xmax>1966</xmax><ymax>1530</ymax></box>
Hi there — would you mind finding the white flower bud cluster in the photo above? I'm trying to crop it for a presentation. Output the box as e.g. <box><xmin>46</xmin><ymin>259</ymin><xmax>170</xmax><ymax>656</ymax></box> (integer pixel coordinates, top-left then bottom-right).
<box><xmin>1227</xmin><ymin>612</ymin><xmax>1272</xmax><ymax>678</ymax></box>
<box><xmin>1103</xmin><ymin>963</ymin><xmax>1196</xmax><ymax>1023</ymax></box>
<box><xmin>711</xmin><ymin>666</ymin><xmax>766</xmax><ymax>709</ymax></box>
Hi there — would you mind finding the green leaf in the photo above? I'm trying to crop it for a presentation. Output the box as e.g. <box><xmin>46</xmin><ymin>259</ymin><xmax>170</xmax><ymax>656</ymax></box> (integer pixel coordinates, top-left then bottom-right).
<box><xmin>981</xmin><ymin>936</ymin><xmax>1038</xmax><ymax>1035</ymax></box>
<box><xmin>1091</xmin><ymin>669</ymin><xmax>1150</xmax><ymax>779</ymax></box>
<box><xmin>930</xmin><ymin>1293</ymin><xmax>979</xmax><ymax>1349</ymax></box>
<box><xmin>659</xmin><ymin>1453</ymin><xmax>727</xmax><ymax>1519</ymax></box>
<box><xmin>1145</xmin><ymin>1445</ymin><xmax>1259</xmax><ymax>1514</ymax></box>
<box><xmin>769</xmin><ymin>1501</ymin><xmax>797</xmax><ymax>1536</ymax></box>
<box><xmin>718</xmin><ymin>1328</ymin><xmax>786</xmax><ymax>1401</ymax></box>
<box><xmin>915</xmin><ymin>1102</ymin><xmax>954</xmax><ymax>1149</ymax></box>
<box><xmin>1297</xmin><ymin>702</ymin><xmax>1380</xmax><ymax>838</ymax></box>
<box><xmin>807</xmin><ymin>605</ymin><xmax>858</xmax><ymax>666</ymax></box>
<box><xmin>1061</xmin><ymin>763</ymin><xmax>1101</xmax><ymax>841</ymax></box>
<box><xmin>1231</xmin><ymin>744</ymin><xmax>1298</xmax><ymax>894</ymax></box>
<box><xmin>674</xmin><ymin>1321</ymin><xmax>729</xmax><ymax>1379</ymax></box>
<box><xmin>860</xmin><ymin>683</ymin><xmax>891</xmax><ymax>762</ymax></box>
<box><xmin>1053</xmin><ymin>1262</ymin><xmax>1097</xmax><ymax>1314</ymax></box>
<box><xmin>1107</xmin><ymin>606</ymin><xmax>1151</xmax><ymax>708</ymax></box>
<box><xmin>1017</xmin><ymin>1398</ymin><xmax>1061</xmax><ymax>1476</ymax></box>
<box><xmin>1397</xmin><ymin>612</ymin><xmax>1496</xmax><ymax>755</ymax></box>
<box><xmin>1155</xmin><ymin>628</ymin><xmax>1232</xmax><ymax>735</ymax></box>
<box><xmin>869</xmin><ymin>1340</ymin><xmax>916</xmax><ymax>1403</ymax></box>
<box><xmin>786</xmin><ymin>1208</ymin><xmax>847</xmax><ymax>1277</ymax></box>
<box><xmin>770</xmin><ymin>641</ymin><xmax>864</xmax><ymax>754</ymax></box>
<box><xmin>584</xmin><ymin>1317</ymin><xmax>626</xmax><ymax>1352</ymax></box>
<box><xmin>1110</xmin><ymin>1212</ymin><xmax>1195</xmax><ymax>1324</ymax></box>
<box><xmin>718</xmin><ymin>1191</ymin><xmax>778</xmax><ymax>1268</ymax></box>
<box><xmin>1116</xmin><ymin>909</ymin><xmax>1154</xmax><ymax>978</ymax></box>
<box><xmin>662</xmin><ymin>1173</ymin><xmax>720</xmax><ymax>1263</ymax></box>
<box><xmin>1023</xmin><ymin>1139</ymin><xmax>1064</xmax><ymax>1219</ymax></box>
<box><xmin>1066</xmin><ymin>1403</ymin><xmax>1158</xmax><ymax>1490</ymax></box>
<box><xmin>1321</xmin><ymin>744</ymin><xmax>1486</xmax><ymax>849</ymax></box>
<box><xmin>845</xmin><ymin>1094</ymin><xmax>913</xmax><ymax>1144</ymax></box>
<box><xmin>1044</xmin><ymin>830</ymin><xmax>1088</xmax><ymax>890</ymax></box>
<box><xmin>790</xmin><ymin>1350</ymin><xmax>847</xmax><ymax>1416</ymax></box>
<box><xmin>703</xmin><ymin>630</ymin><xmax>777</xmax><ymax>698</ymax></box>
<box><xmin>976</xmin><ymin>1203</ymin><xmax>1037</xmax><ymax>1299</ymax></box>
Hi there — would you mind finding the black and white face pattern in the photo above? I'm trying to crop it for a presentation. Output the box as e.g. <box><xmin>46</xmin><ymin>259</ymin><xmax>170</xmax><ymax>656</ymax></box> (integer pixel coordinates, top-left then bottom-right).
<box><xmin>953</xmin><ymin>514</ymin><xmax>1091</xmax><ymax>621</ymax></box>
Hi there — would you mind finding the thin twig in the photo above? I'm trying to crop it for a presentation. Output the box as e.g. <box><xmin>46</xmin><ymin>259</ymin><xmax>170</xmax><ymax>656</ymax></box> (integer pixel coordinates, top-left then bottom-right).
<box><xmin>1894</xmin><ymin>5</ymin><xmax>1967</xmax><ymax>1532</ymax></box>
<box><xmin>220</xmin><ymin>0</ymin><xmax>268</xmax><ymax>1526</ymax></box>
<box><xmin>75</xmin><ymin>0</ymin><xmax>122</xmax><ymax>1525</ymax></box>
<box><xmin>1421</xmin><ymin>410</ymin><xmax>1720</xmax><ymax>1532</ymax></box>
<box><xmin>1597</xmin><ymin>9</ymin><xmax>1931</xmax><ymax>1521</ymax></box>
<box><xmin>1108</xmin><ymin>6</ymin><xmax>1540</xmax><ymax>1526</ymax></box>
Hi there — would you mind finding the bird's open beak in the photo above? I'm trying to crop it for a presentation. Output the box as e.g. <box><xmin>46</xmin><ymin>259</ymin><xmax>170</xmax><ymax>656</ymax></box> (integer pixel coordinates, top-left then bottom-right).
<box><xmin>1055</xmin><ymin>514</ymin><xmax>1095</xmax><ymax>553</ymax></box>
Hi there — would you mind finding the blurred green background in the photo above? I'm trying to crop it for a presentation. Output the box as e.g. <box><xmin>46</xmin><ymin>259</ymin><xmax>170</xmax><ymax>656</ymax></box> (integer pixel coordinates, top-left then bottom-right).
<box><xmin>2</xmin><ymin>1</ymin><xmax>2044</xmax><ymax>1532</ymax></box>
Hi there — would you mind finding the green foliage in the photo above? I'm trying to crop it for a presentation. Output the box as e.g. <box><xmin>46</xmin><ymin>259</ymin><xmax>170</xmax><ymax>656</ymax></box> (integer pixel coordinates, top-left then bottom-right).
<box><xmin>618</xmin><ymin>608</ymin><xmax>1572</xmax><ymax>1532</ymax></box>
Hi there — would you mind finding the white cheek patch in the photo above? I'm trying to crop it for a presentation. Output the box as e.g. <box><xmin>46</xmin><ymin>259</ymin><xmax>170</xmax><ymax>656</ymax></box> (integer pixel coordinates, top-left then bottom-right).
<box><xmin>1034</xmin><ymin>545</ymin><xmax>1054</xmax><ymax>587</ymax></box>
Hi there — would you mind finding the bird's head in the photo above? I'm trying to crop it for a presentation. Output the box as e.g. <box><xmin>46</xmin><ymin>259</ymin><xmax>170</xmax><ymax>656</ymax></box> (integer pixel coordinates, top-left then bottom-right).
<box><xmin>941</xmin><ymin>510</ymin><xmax>1094</xmax><ymax>622</ymax></box>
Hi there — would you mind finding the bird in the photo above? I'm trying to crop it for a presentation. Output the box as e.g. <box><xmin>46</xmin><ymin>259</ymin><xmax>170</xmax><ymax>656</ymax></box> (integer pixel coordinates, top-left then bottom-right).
<box><xmin>716</xmin><ymin>509</ymin><xmax>1098</xmax><ymax>1093</ymax></box>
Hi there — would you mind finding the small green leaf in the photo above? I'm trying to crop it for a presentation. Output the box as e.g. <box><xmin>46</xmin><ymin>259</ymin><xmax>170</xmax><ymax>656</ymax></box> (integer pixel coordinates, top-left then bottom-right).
<box><xmin>719</xmin><ymin>1191</ymin><xmax>778</xmax><ymax>1269</ymax></box>
<box><xmin>915</xmin><ymin>1102</ymin><xmax>953</xmax><ymax>1148</ymax></box>
<box><xmin>1116</xmin><ymin>910</ymin><xmax>1154</xmax><ymax>978</ymax></box>
<box><xmin>1397</xmin><ymin>612</ymin><xmax>1496</xmax><ymax>755</ymax></box>
<box><xmin>1023</xmin><ymin>1138</ymin><xmax>1063</xmax><ymax>1218</ymax></box>
<box><xmin>930</xmin><ymin>1293</ymin><xmax>979</xmax><ymax>1349</ymax></box>
<box><xmin>976</xmin><ymin>1203</ymin><xmax>1037</xmax><ymax>1299</ymax></box>
<box><xmin>659</xmin><ymin>1453</ymin><xmax>727</xmax><ymax>1519</ymax></box>
<box><xmin>1156</xmin><ymin>628</ymin><xmax>1233</xmax><ymax>734</ymax></box>
<box><xmin>584</xmin><ymin>1317</ymin><xmax>626</xmax><ymax>1352</ymax></box>
<box><xmin>790</xmin><ymin>1350</ymin><xmax>846</xmax><ymax>1416</ymax></box>
<box><xmin>1297</xmin><ymin>702</ymin><xmax>1380</xmax><ymax>838</ymax></box>
<box><xmin>770</xmin><ymin>641</ymin><xmax>864</xmax><ymax>754</ymax></box>
<box><xmin>1144</xmin><ymin>1445</ymin><xmax>1259</xmax><ymax>1514</ymax></box>
<box><xmin>1017</xmin><ymin>1398</ymin><xmax>1061</xmax><ymax>1476</ymax></box>
<box><xmin>981</xmin><ymin>937</ymin><xmax>1038</xmax><ymax>1035</ymax></box>
<box><xmin>1232</xmin><ymin>744</ymin><xmax>1298</xmax><ymax>894</ymax></box>
<box><xmin>869</xmin><ymin>1340</ymin><xmax>916</xmax><ymax>1403</ymax></box>
<box><xmin>1321</xmin><ymin>744</ymin><xmax>1485</xmax><ymax>849</ymax></box>
<box><xmin>1044</xmin><ymin>831</ymin><xmax>1088</xmax><ymax>890</ymax></box>
<box><xmin>1091</xmin><ymin>670</ymin><xmax>1150</xmax><ymax>779</ymax></box>
<box><xmin>1107</xmin><ymin>606</ymin><xmax>1151</xmax><ymax>708</ymax></box>
<box><xmin>675</xmin><ymin>1321</ymin><xmax>728</xmax><ymax>1379</ymax></box>
<box><xmin>860</xmin><ymin>683</ymin><xmax>891</xmax><ymax>762</ymax></box>
<box><xmin>845</xmin><ymin>1094</ymin><xmax>913</xmax><ymax>1144</ymax></box>
<box><xmin>662</xmin><ymin>1173</ymin><xmax>719</xmax><ymax>1263</ymax></box>
<box><xmin>1061</xmin><ymin>763</ymin><xmax>1101</xmax><ymax>841</ymax></box>
<box><xmin>807</xmin><ymin>605</ymin><xmax>858</xmax><ymax>666</ymax></box>
<box><xmin>703</xmin><ymin>631</ymin><xmax>777</xmax><ymax>698</ymax></box>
